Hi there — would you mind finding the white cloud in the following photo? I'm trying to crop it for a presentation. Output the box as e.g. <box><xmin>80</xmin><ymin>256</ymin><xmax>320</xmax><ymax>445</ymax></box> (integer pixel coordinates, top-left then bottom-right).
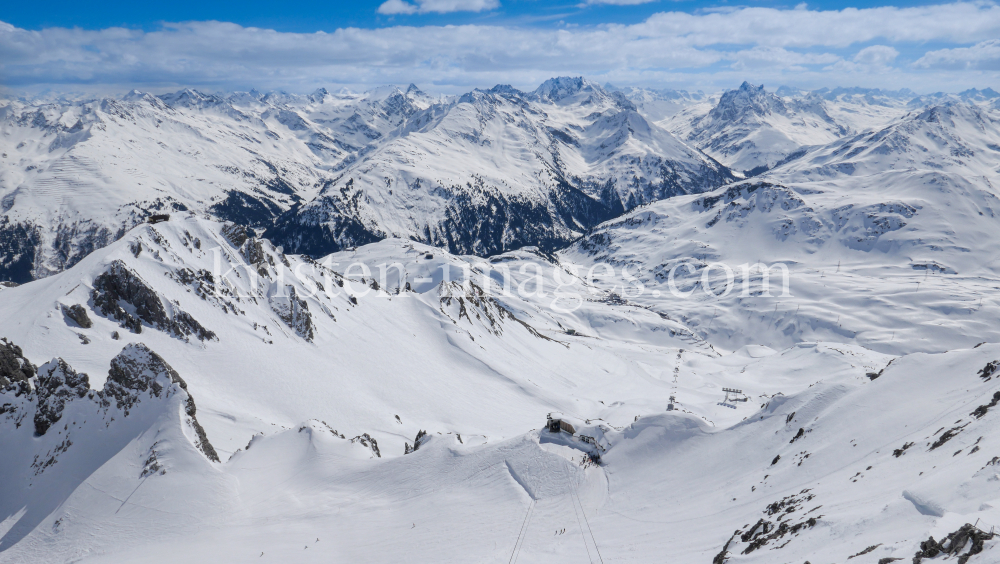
<box><xmin>1</xmin><ymin>3</ymin><xmax>999</xmax><ymax>93</ymax></box>
<box><xmin>853</xmin><ymin>45</ymin><xmax>899</xmax><ymax>66</ymax></box>
<box><xmin>583</xmin><ymin>0</ymin><xmax>658</xmax><ymax>5</ymax></box>
<box><xmin>377</xmin><ymin>0</ymin><xmax>500</xmax><ymax>15</ymax></box>
<box><xmin>729</xmin><ymin>47</ymin><xmax>840</xmax><ymax>71</ymax></box>
<box><xmin>629</xmin><ymin>2</ymin><xmax>1000</xmax><ymax>48</ymax></box>
<box><xmin>914</xmin><ymin>39</ymin><xmax>1000</xmax><ymax>70</ymax></box>
<box><xmin>378</xmin><ymin>0</ymin><xmax>419</xmax><ymax>15</ymax></box>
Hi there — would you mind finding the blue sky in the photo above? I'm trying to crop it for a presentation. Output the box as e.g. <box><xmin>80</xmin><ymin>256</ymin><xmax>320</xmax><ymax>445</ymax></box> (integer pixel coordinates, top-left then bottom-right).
<box><xmin>1</xmin><ymin>1</ymin><xmax>999</xmax><ymax>94</ymax></box>
<box><xmin>1</xmin><ymin>0</ymin><xmax>954</xmax><ymax>31</ymax></box>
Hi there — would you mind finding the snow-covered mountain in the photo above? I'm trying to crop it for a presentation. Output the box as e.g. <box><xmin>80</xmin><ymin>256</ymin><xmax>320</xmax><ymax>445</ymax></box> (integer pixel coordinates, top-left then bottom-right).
<box><xmin>267</xmin><ymin>77</ymin><xmax>733</xmax><ymax>258</ymax></box>
<box><xmin>564</xmin><ymin>100</ymin><xmax>1000</xmax><ymax>354</ymax></box>
<box><xmin>663</xmin><ymin>82</ymin><xmax>940</xmax><ymax>176</ymax></box>
<box><xmin>608</xmin><ymin>84</ymin><xmax>709</xmax><ymax>122</ymax></box>
<box><xmin>665</xmin><ymin>81</ymin><xmax>856</xmax><ymax>175</ymax></box>
<box><xmin>0</xmin><ymin>78</ymin><xmax>732</xmax><ymax>284</ymax></box>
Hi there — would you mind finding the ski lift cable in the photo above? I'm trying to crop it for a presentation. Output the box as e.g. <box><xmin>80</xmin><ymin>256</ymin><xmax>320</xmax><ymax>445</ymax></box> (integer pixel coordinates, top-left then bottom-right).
<box><xmin>569</xmin><ymin>484</ymin><xmax>595</xmax><ymax>564</ymax></box>
<box><xmin>571</xmin><ymin>480</ymin><xmax>605</xmax><ymax>564</ymax></box>
<box><xmin>508</xmin><ymin>498</ymin><xmax>535</xmax><ymax>564</ymax></box>
<box><xmin>512</xmin><ymin>501</ymin><xmax>535</xmax><ymax>564</ymax></box>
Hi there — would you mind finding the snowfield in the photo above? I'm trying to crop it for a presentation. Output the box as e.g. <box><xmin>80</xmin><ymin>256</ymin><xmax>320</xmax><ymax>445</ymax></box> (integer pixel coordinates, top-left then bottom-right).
<box><xmin>1</xmin><ymin>79</ymin><xmax>1000</xmax><ymax>563</ymax></box>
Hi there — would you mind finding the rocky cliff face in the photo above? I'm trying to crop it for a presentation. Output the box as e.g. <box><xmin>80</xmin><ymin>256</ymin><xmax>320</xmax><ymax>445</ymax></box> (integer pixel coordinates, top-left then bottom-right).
<box><xmin>1</xmin><ymin>340</ymin><xmax>219</xmax><ymax>462</ymax></box>
<box><xmin>0</xmin><ymin>338</ymin><xmax>35</xmax><ymax>391</ymax></box>
<box><xmin>91</xmin><ymin>260</ymin><xmax>216</xmax><ymax>342</ymax></box>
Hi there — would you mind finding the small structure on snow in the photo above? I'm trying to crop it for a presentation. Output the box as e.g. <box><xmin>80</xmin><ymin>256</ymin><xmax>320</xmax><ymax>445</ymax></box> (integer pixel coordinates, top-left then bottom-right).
<box><xmin>718</xmin><ymin>387</ymin><xmax>749</xmax><ymax>409</ymax></box>
<box><xmin>147</xmin><ymin>214</ymin><xmax>170</xmax><ymax>224</ymax></box>
<box><xmin>546</xmin><ymin>413</ymin><xmax>576</xmax><ymax>435</ymax></box>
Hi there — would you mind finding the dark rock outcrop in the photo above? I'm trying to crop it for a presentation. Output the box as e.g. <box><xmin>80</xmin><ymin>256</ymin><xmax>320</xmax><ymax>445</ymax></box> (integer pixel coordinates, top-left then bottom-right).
<box><xmin>270</xmin><ymin>286</ymin><xmax>314</xmax><ymax>341</ymax></box>
<box><xmin>62</xmin><ymin>304</ymin><xmax>93</xmax><ymax>328</ymax></box>
<box><xmin>104</xmin><ymin>343</ymin><xmax>219</xmax><ymax>462</ymax></box>
<box><xmin>404</xmin><ymin>429</ymin><xmax>428</xmax><ymax>454</ymax></box>
<box><xmin>350</xmin><ymin>433</ymin><xmax>381</xmax><ymax>458</ymax></box>
<box><xmin>91</xmin><ymin>260</ymin><xmax>216</xmax><ymax>341</ymax></box>
<box><xmin>221</xmin><ymin>223</ymin><xmax>249</xmax><ymax>248</ymax></box>
<box><xmin>912</xmin><ymin>523</ymin><xmax>994</xmax><ymax>563</ymax></box>
<box><xmin>33</xmin><ymin>359</ymin><xmax>90</xmax><ymax>436</ymax></box>
<box><xmin>0</xmin><ymin>338</ymin><xmax>35</xmax><ymax>391</ymax></box>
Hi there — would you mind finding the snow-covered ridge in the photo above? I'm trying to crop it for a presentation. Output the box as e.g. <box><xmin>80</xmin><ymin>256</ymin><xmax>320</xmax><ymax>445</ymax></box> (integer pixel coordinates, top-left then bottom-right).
<box><xmin>264</xmin><ymin>77</ymin><xmax>734</xmax><ymax>257</ymax></box>
<box><xmin>0</xmin><ymin>78</ymin><xmax>733</xmax><ymax>284</ymax></box>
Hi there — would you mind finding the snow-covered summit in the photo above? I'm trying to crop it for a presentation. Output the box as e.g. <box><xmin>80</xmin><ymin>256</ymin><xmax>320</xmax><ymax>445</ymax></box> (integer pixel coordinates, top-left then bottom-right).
<box><xmin>665</xmin><ymin>81</ymin><xmax>850</xmax><ymax>174</ymax></box>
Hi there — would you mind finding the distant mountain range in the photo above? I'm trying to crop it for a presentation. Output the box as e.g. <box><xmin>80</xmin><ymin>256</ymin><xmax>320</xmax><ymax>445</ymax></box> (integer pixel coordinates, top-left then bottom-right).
<box><xmin>3</xmin><ymin>78</ymin><xmax>999</xmax><ymax>283</ymax></box>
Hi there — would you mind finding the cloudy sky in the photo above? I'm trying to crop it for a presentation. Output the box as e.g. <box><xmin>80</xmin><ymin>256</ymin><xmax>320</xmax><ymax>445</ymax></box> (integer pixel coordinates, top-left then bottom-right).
<box><xmin>1</xmin><ymin>0</ymin><xmax>999</xmax><ymax>95</ymax></box>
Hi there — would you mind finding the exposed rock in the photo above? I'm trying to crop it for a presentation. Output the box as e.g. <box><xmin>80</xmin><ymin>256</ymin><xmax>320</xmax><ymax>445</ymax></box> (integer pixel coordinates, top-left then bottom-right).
<box><xmin>270</xmin><ymin>286</ymin><xmax>314</xmax><ymax>341</ymax></box>
<box><xmin>33</xmin><ymin>358</ymin><xmax>90</xmax><ymax>436</ymax></box>
<box><xmin>971</xmin><ymin>392</ymin><xmax>1000</xmax><ymax>419</ymax></box>
<box><xmin>929</xmin><ymin>424</ymin><xmax>968</xmax><ymax>451</ymax></box>
<box><xmin>0</xmin><ymin>338</ymin><xmax>36</xmax><ymax>391</ymax></box>
<box><xmin>848</xmin><ymin>544</ymin><xmax>881</xmax><ymax>559</ymax></box>
<box><xmin>711</xmin><ymin>490</ymin><xmax>822</xmax><ymax>556</ymax></box>
<box><xmin>893</xmin><ymin>442</ymin><xmax>915</xmax><ymax>457</ymax></box>
<box><xmin>221</xmin><ymin>223</ymin><xmax>249</xmax><ymax>248</ymax></box>
<box><xmin>91</xmin><ymin>260</ymin><xmax>216</xmax><ymax>341</ymax></box>
<box><xmin>713</xmin><ymin>531</ymin><xmax>737</xmax><ymax>564</ymax></box>
<box><xmin>350</xmin><ymin>433</ymin><xmax>381</xmax><ymax>458</ymax></box>
<box><xmin>912</xmin><ymin>523</ymin><xmax>994</xmax><ymax>563</ymax></box>
<box><xmin>978</xmin><ymin>361</ymin><xmax>999</xmax><ymax>382</ymax></box>
<box><xmin>103</xmin><ymin>343</ymin><xmax>219</xmax><ymax>462</ymax></box>
<box><xmin>404</xmin><ymin>430</ymin><xmax>428</xmax><ymax>454</ymax></box>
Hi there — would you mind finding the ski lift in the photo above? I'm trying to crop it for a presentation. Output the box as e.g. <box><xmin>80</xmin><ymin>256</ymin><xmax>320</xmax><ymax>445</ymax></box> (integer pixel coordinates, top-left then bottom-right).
<box><xmin>719</xmin><ymin>387</ymin><xmax>750</xmax><ymax>408</ymax></box>
<box><xmin>667</xmin><ymin>395</ymin><xmax>676</xmax><ymax>411</ymax></box>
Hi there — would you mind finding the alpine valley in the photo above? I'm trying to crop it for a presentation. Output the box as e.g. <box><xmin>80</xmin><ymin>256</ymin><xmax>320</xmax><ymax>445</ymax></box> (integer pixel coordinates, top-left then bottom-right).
<box><xmin>2</xmin><ymin>78</ymin><xmax>1000</xmax><ymax>564</ymax></box>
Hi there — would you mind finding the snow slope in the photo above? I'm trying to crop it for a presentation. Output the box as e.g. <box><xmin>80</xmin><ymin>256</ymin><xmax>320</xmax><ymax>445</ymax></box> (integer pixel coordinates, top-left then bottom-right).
<box><xmin>564</xmin><ymin>101</ymin><xmax>1000</xmax><ymax>356</ymax></box>
<box><xmin>3</xmin><ymin>227</ymin><xmax>1000</xmax><ymax>562</ymax></box>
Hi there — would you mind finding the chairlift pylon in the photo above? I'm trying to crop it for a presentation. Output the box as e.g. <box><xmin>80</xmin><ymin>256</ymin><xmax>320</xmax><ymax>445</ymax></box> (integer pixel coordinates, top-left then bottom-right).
<box><xmin>720</xmin><ymin>388</ymin><xmax>750</xmax><ymax>406</ymax></box>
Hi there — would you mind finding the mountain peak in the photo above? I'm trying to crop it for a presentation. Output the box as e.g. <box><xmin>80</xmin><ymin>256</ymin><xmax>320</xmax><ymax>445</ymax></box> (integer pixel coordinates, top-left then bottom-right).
<box><xmin>159</xmin><ymin>88</ymin><xmax>223</xmax><ymax>109</ymax></box>
<box><xmin>709</xmin><ymin>81</ymin><xmax>785</xmax><ymax>121</ymax></box>
<box><xmin>487</xmin><ymin>84</ymin><xmax>525</xmax><ymax>98</ymax></box>
<box><xmin>532</xmin><ymin>76</ymin><xmax>603</xmax><ymax>102</ymax></box>
<box><xmin>122</xmin><ymin>89</ymin><xmax>147</xmax><ymax>101</ymax></box>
